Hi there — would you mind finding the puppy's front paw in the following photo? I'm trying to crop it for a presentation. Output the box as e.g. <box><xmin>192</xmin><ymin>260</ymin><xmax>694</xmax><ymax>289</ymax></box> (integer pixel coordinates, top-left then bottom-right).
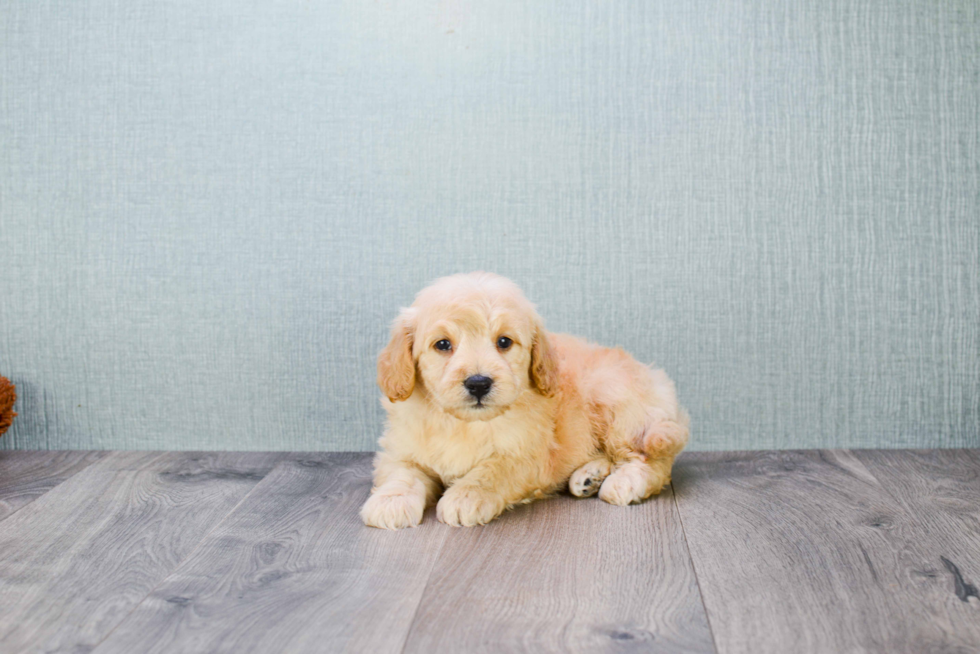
<box><xmin>569</xmin><ymin>456</ymin><xmax>613</xmax><ymax>497</ymax></box>
<box><xmin>361</xmin><ymin>486</ymin><xmax>425</xmax><ymax>530</ymax></box>
<box><xmin>436</xmin><ymin>486</ymin><xmax>505</xmax><ymax>527</ymax></box>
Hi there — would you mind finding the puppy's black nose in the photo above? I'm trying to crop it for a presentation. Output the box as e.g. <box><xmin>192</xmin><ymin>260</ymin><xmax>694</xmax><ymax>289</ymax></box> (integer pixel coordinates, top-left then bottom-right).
<box><xmin>463</xmin><ymin>375</ymin><xmax>493</xmax><ymax>399</ymax></box>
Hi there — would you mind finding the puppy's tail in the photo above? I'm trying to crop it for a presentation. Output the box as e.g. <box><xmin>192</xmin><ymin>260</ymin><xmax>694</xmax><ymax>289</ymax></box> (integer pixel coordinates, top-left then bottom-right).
<box><xmin>638</xmin><ymin>408</ymin><xmax>690</xmax><ymax>459</ymax></box>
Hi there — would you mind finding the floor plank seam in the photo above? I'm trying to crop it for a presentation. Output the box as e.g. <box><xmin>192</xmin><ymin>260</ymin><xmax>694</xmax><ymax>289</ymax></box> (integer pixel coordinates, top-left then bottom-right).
<box><xmin>0</xmin><ymin>453</ymin><xmax>105</xmax><ymax>525</ymax></box>
<box><xmin>398</xmin><ymin>523</ymin><xmax>451</xmax><ymax>654</ymax></box>
<box><xmin>849</xmin><ymin>450</ymin><xmax>921</xmax><ymax>519</ymax></box>
<box><xmin>669</xmin><ymin>479</ymin><xmax>722</xmax><ymax>654</ymax></box>
<box><xmin>0</xmin><ymin>477</ymin><xmax>75</xmax><ymax>525</ymax></box>
<box><xmin>87</xmin><ymin>454</ymin><xmax>288</xmax><ymax>654</ymax></box>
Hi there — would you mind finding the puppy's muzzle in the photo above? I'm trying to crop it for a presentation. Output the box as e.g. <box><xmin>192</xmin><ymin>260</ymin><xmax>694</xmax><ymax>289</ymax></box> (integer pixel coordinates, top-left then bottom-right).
<box><xmin>463</xmin><ymin>375</ymin><xmax>493</xmax><ymax>400</ymax></box>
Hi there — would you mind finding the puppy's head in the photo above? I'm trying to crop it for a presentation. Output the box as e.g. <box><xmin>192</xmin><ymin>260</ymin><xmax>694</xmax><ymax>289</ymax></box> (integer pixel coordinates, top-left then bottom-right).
<box><xmin>377</xmin><ymin>272</ymin><xmax>559</xmax><ymax>420</ymax></box>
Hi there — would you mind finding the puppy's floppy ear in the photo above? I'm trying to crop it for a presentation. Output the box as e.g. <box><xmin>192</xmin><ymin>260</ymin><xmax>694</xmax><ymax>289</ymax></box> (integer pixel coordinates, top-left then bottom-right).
<box><xmin>377</xmin><ymin>308</ymin><xmax>417</xmax><ymax>402</ymax></box>
<box><xmin>530</xmin><ymin>325</ymin><xmax>560</xmax><ymax>397</ymax></box>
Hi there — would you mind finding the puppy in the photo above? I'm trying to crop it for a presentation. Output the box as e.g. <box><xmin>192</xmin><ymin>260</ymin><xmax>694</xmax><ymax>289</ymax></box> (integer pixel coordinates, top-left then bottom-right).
<box><xmin>361</xmin><ymin>272</ymin><xmax>689</xmax><ymax>529</ymax></box>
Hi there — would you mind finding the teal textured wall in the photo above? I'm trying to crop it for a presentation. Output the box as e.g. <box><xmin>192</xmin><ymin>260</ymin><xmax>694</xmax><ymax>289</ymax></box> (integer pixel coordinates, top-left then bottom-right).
<box><xmin>1</xmin><ymin>0</ymin><xmax>978</xmax><ymax>451</ymax></box>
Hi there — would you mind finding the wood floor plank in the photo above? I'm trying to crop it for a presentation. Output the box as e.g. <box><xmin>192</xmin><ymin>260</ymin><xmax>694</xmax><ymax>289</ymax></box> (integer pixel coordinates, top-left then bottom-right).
<box><xmin>0</xmin><ymin>451</ymin><xmax>283</xmax><ymax>654</ymax></box>
<box><xmin>91</xmin><ymin>453</ymin><xmax>450</xmax><ymax>654</ymax></box>
<box><xmin>0</xmin><ymin>450</ymin><xmax>107</xmax><ymax>522</ymax></box>
<box><xmin>403</xmin><ymin>486</ymin><xmax>716</xmax><ymax>654</ymax></box>
<box><xmin>87</xmin><ymin>450</ymin><xmax>282</xmax><ymax>473</ymax></box>
<box><xmin>854</xmin><ymin>449</ymin><xmax>980</xmax><ymax>609</ymax></box>
<box><xmin>672</xmin><ymin>450</ymin><xmax>980</xmax><ymax>654</ymax></box>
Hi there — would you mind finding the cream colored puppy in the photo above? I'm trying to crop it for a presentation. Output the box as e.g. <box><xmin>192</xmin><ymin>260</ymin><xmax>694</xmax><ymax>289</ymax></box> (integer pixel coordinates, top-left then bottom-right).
<box><xmin>361</xmin><ymin>272</ymin><xmax>689</xmax><ymax>529</ymax></box>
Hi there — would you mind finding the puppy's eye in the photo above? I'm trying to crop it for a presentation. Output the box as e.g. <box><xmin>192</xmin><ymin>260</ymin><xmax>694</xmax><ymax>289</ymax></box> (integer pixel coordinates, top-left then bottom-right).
<box><xmin>434</xmin><ymin>339</ymin><xmax>452</xmax><ymax>352</ymax></box>
<box><xmin>496</xmin><ymin>336</ymin><xmax>513</xmax><ymax>350</ymax></box>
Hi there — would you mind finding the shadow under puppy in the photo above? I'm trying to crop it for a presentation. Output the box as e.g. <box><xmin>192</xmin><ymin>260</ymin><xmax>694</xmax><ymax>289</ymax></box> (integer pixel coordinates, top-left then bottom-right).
<box><xmin>362</xmin><ymin>272</ymin><xmax>689</xmax><ymax>529</ymax></box>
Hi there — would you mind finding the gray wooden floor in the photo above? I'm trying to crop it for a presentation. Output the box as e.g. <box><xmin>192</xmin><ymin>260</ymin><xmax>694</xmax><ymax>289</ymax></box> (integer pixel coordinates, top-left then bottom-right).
<box><xmin>0</xmin><ymin>450</ymin><xmax>977</xmax><ymax>653</ymax></box>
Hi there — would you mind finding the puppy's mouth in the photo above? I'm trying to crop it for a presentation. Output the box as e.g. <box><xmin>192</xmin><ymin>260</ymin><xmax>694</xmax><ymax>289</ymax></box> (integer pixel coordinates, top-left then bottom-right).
<box><xmin>448</xmin><ymin>395</ymin><xmax>509</xmax><ymax>421</ymax></box>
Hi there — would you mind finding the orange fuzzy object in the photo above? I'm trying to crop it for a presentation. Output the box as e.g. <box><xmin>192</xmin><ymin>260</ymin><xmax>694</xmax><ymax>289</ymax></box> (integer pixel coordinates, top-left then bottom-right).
<box><xmin>0</xmin><ymin>376</ymin><xmax>16</xmax><ymax>437</ymax></box>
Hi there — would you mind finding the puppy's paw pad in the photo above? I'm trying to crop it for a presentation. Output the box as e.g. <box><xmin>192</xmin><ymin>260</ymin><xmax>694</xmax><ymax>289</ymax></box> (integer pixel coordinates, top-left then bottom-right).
<box><xmin>361</xmin><ymin>491</ymin><xmax>425</xmax><ymax>530</ymax></box>
<box><xmin>437</xmin><ymin>488</ymin><xmax>504</xmax><ymax>527</ymax></box>
<box><xmin>569</xmin><ymin>458</ymin><xmax>612</xmax><ymax>497</ymax></box>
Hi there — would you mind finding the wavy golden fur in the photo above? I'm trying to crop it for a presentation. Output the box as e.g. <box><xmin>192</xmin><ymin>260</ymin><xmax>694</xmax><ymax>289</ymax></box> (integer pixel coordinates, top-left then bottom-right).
<box><xmin>362</xmin><ymin>272</ymin><xmax>689</xmax><ymax>529</ymax></box>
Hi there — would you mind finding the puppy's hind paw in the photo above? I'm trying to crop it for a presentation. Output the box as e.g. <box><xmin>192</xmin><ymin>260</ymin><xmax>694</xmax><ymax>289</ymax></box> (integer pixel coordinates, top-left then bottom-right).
<box><xmin>598</xmin><ymin>460</ymin><xmax>668</xmax><ymax>506</ymax></box>
<box><xmin>569</xmin><ymin>457</ymin><xmax>613</xmax><ymax>497</ymax></box>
